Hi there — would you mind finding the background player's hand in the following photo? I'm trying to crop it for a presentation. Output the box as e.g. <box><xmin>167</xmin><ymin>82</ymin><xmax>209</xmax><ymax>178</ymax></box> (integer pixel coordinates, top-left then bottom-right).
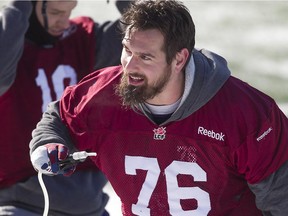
<box><xmin>31</xmin><ymin>143</ymin><xmax>76</xmax><ymax>176</ymax></box>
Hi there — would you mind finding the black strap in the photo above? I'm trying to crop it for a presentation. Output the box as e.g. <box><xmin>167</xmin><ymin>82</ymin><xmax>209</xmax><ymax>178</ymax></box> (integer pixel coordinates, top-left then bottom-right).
<box><xmin>41</xmin><ymin>0</ymin><xmax>48</xmax><ymax>31</ymax></box>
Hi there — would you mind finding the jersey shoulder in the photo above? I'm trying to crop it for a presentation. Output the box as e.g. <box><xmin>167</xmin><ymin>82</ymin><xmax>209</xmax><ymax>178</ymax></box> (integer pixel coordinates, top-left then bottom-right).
<box><xmin>61</xmin><ymin>65</ymin><xmax>122</xmax><ymax>115</ymax></box>
<box><xmin>71</xmin><ymin>16</ymin><xmax>95</xmax><ymax>34</ymax></box>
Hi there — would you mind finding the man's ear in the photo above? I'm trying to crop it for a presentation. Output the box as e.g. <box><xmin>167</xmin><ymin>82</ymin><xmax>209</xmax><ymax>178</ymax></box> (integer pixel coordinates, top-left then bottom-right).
<box><xmin>174</xmin><ymin>48</ymin><xmax>189</xmax><ymax>73</ymax></box>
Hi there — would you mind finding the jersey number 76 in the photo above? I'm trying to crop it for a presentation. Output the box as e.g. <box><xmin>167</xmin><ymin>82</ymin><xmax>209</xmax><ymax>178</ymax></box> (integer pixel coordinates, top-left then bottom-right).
<box><xmin>125</xmin><ymin>156</ymin><xmax>211</xmax><ymax>215</ymax></box>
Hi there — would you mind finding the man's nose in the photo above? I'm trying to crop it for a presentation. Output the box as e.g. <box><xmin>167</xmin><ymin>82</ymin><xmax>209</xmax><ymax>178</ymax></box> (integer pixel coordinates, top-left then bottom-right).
<box><xmin>124</xmin><ymin>55</ymin><xmax>139</xmax><ymax>71</ymax></box>
<box><xmin>58</xmin><ymin>15</ymin><xmax>70</xmax><ymax>29</ymax></box>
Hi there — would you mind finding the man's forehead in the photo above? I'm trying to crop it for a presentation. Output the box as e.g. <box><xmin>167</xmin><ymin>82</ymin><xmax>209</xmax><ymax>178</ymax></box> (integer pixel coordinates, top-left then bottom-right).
<box><xmin>46</xmin><ymin>0</ymin><xmax>77</xmax><ymax>10</ymax></box>
<box><xmin>124</xmin><ymin>28</ymin><xmax>164</xmax><ymax>45</ymax></box>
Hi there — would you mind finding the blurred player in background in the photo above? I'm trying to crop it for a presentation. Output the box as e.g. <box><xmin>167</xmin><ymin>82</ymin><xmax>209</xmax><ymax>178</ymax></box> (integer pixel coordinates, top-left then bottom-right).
<box><xmin>0</xmin><ymin>0</ymin><xmax>132</xmax><ymax>215</ymax></box>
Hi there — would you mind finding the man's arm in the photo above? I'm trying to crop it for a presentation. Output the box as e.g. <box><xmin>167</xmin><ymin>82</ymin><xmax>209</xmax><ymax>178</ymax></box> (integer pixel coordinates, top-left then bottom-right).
<box><xmin>248</xmin><ymin>160</ymin><xmax>288</xmax><ymax>216</ymax></box>
<box><xmin>93</xmin><ymin>1</ymin><xmax>132</xmax><ymax>70</ymax></box>
<box><xmin>0</xmin><ymin>0</ymin><xmax>32</xmax><ymax>96</ymax></box>
<box><xmin>30</xmin><ymin>100</ymin><xmax>95</xmax><ymax>176</ymax></box>
<box><xmin>29</xmin><ymin>101</ymin><xmax>75</xmax><ymax>154</ymax></box>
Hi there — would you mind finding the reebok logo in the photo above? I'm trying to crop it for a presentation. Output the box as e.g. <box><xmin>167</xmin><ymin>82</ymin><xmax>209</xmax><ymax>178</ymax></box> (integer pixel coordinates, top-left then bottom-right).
<box><xmin>257</xmin><ymin>127</ymin><xmax>272</xmax><ymax>142</ymax></box>
<box><xmin>198</xmin><ymin>126</ymin><xmax>225</xmax><ymax>141</ymax></box>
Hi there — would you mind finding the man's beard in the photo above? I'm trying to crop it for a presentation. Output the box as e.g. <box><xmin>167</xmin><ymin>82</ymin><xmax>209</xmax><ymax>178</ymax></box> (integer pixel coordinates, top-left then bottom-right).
<box><xmin>115</xmin><ymin>67</ymin><xmax>172</xmax><ymax>108</ymax></box>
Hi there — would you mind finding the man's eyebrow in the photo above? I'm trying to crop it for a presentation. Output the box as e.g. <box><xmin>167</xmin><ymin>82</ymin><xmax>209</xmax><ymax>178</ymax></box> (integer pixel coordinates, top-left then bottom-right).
<box><xmin>122</xmin><ymin>38</ymin><xmax>156</xmax><ymax>58</ymax></box>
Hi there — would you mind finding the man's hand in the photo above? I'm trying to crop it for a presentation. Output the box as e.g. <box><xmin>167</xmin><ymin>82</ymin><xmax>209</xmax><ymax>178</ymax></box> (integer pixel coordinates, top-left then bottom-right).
<box><xmin>31</xmin><ymin>143</ymin><xmax>76</xmax><ymax>176</ymax></box>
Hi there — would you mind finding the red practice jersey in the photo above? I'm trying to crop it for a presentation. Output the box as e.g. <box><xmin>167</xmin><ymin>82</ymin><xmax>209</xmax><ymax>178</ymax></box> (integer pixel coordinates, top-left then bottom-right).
<box><xmin>0</xmin><ymin>17</ymin><xmax>95</xmax><ymax>188</ymax></box>
<box><xmin>60</xmin><ymin>66</ymin><xmax>288</xmax><ymax>215</ymax></box>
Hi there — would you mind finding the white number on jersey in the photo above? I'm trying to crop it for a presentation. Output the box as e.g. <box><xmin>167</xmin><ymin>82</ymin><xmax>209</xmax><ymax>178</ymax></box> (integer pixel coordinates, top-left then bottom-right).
<box><xmin>125</xmin><ymin>156</ymin><xmax>211</xmax><ymax>216</ymax></box>
<box><xmin>35</xmin><ymin>65</ymin><xmax>77</xmax><ymax>112</ymax></box>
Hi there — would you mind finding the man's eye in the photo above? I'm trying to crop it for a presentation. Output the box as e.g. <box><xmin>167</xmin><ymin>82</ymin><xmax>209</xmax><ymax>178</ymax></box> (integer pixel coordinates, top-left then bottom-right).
<box><xmin>141</xmin><ymin>55</ymin><xmax>151</xmax><ymax>61</ymax></box>
<box><xmin>49</xmin><ymin>12</ymin><xmax>60</xmax><ymax>16</ymax></box>
<box><xmin>47</xmin><ymin>10</ymin><xmax>57</xmax><ymax>14</ymax></box>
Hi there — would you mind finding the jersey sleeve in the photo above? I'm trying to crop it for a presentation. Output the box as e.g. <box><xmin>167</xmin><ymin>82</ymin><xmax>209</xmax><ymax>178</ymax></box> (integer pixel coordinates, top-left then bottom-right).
<box><xmin>235</xmin><ymin>101</ymin><xmax>288</xmax><ymax>184</ymax></box>
<box><xmin>248</xmin><ymin>160</ymin><xmax>288</xmax><ymax>214</ymax></box>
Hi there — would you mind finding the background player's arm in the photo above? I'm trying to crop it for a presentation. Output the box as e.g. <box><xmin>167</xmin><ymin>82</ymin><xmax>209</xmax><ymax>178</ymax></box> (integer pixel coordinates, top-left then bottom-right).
<box><xmin>0</xmin><ymin>0</ymin><xmax>32</xmax><ymax>96</ymax></box>
<box><xmin>93</xmin><ymin>1</ymin><xmax>132</xmax><ymax>70</ymax></box>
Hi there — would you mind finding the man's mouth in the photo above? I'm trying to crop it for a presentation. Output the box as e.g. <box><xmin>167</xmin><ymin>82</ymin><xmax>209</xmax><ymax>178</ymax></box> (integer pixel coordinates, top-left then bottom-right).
<box><xmin>50</xmin><ymin>29</ymin><xmax>65</xmax><ymax>36</ymax></box>
<box><xmin>129</xmin><ymin>75</ymin><xmax>144</xmax><ymax>86</ymax></box>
